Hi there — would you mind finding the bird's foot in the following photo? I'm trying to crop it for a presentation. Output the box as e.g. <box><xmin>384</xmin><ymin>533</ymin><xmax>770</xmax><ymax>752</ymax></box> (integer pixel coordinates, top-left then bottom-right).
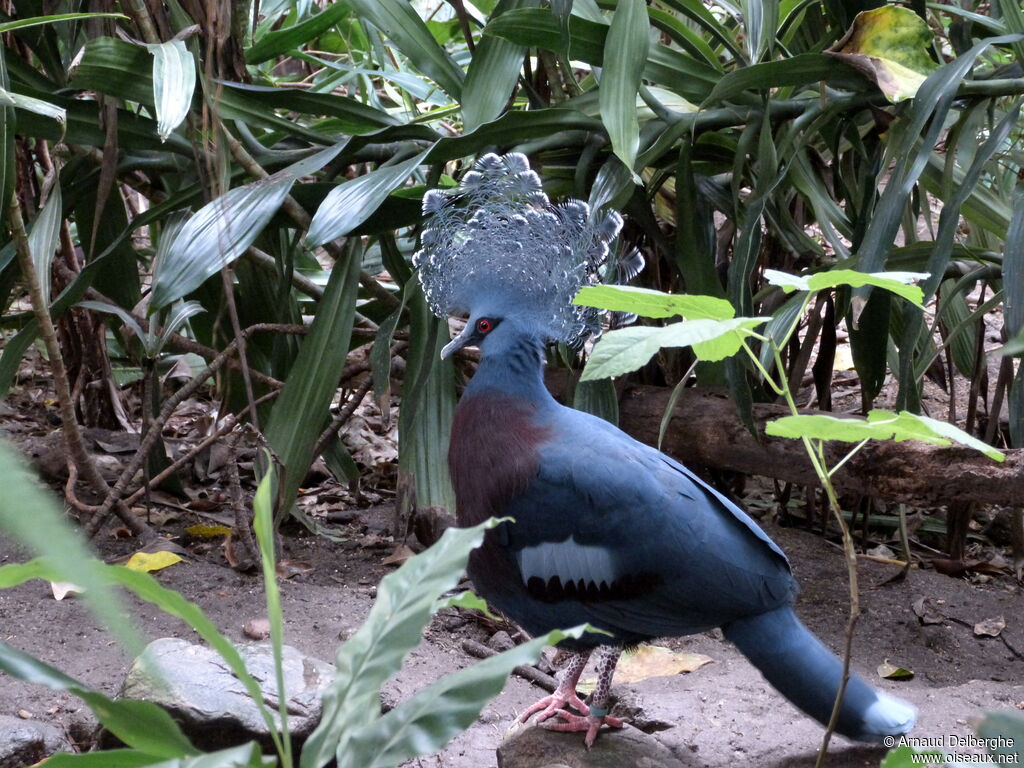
<box><xmin>539</xmin><ymin>707</ymin><xmax>624</xmax><ymax>748</ymax></box>
<box><xmin>517</xmin><ymin>689</ymin><xmax>591</xmax><ymax>725</ymax></box>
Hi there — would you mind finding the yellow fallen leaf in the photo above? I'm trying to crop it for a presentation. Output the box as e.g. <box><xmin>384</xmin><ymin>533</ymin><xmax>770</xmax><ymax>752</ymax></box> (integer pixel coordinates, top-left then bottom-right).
<box><xmin>124</xmin><ymin>551</ymin><xmax>183</xmax><ymax>573</ymax></box>
<box><xmin>579</xmin><ymin>645</ymin><xmax>714</xmax><ymax>692</ymax></box>
<box><xmin>50</xmin><ymin>582</ymin><xmax>84</xmax><ymax>600</ymax></box>
<box><xmin>185</xmin><ymin>523</ymin><xmax>232</xmax><ymax>538</ymax></box>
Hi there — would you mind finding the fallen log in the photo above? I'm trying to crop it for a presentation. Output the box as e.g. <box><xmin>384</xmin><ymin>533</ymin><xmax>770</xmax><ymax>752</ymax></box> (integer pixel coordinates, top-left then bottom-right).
<box><xmin>617</xmin><ymin>385</ymin><xmax>1024</xmax><ymax>508</ymax></box>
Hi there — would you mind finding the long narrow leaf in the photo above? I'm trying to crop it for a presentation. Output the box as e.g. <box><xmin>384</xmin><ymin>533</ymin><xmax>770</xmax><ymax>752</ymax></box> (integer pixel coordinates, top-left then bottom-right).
<box><xmin>306</xmin><ymin>150</ymin><xmax>428</xmax><ymax>247</ymax></box>
<box><xmin>27</xmin><ymin>183</ymin><xmax>62</xmax><ymax>308</ymax></box>
<box><xmin>462</xmin><ymin>0</ymin><xmax>538</xmax><ymax>132</ymax></box>
<box><xmin>348</xmin><ymin>0</ymin><xmax>464</xmax><ymax>99</ymax></box>
<box><xmin>264</xmin><ymin>239</ymin><xmax>362</xmax><ymax>518</ymax></box>
<box><xmin>346</xmin><ymin>626</ymin><xmax>590</xmax><ymax>768</ymax></box>
<box><xmin>300</xmin><ymin>519</ymin><xmax>500</xmax><ymax>768</ymax></box>
<box><xmin>600</xmin><ymin>0</ymin><xmax>649</xmax><ymax>170</ymax></box>
<box><xmin>152</xmin><ymin>141</ymin><xmax>347</xmax><ymax>308</ymax></box>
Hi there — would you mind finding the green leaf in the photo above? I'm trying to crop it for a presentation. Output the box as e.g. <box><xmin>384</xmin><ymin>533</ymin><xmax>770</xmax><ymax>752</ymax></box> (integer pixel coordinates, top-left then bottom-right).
<box><xmin>828</xmin><ymin>5</ymin><xmax>938</xmax><ymax>102</ymax></box>
<box><xmin>145</xmin><ymin>40</ymin><xmax>195</xmax><ymax>142</ymax></box>
<box><xmin>765</xmin><ymin>410</ymin><xmax>1005</xmax><ymax>462</ymax></box>
<box><xmin>880</xmin><ymin>746</ymin><xmax>946</xmax><ymax>768</ymax></box>
<box><xmin>306</xmin><ymin>150</ymin><xmax>428</xmax><ymax>247</ymax></box>
<box><xmin>42</xmin><ymin>750</ymin><xmax>163</xmax><ymax>767</ymax></box>
<box><xmin>705</xmin><ymin>53</ymin><xmax>857</xmax><ymax>106</ymax></box>
<box><xmin>26</xmin><ymin>183</ymin><xmax>62</xmax><ymax>308</ymax></box>
<box><xmin>152</xmin><ymin>142</ymin><xmax>347</xmax><ymax>308</ymax></box>
<box><xmin>246</xmin><ymin>1</ymin><xmax>353</xmax><ymax>64</ymax></box>
<box><xmin>764</xmin><ymin>268</ymin><xmax>928</xmax><ymax>306</ymax></box>
<box><xmin>976</xmin><ymin>711</ymin><xmax>1024</xmax><ymax>764</ymax></box>
<box><xmin>300</xmin><ymin>519</ymin><xmax>501</xmax><ymax>768</ymax></box>
<box><xmin>600</xmin><ymin>0</ymin><xmax>649</xmax><ymax>170</ymax></box>
<box><xmin>45</xmin><ymin>744</ymin><xmax>275</xmax><ymax>767</ymax></box>
<box><xmin>344</xmin><ymin>626</ymin><xmax>590</xmax><ymax>768</ymax></box>
<box><xmin>0</xmin><ymin>12</ymin><xmax>126</xmax><ymax>33</ymax></box>
<box><xmin>574</xmin><ymin>285</ymin><xmax>734</xmax><ymax>320</ymax></box>
<box><xmin>462</xmin><ymin>0</ymin><xmax>538</xmax><ymax>132</ymax></box>
<box><xmin>438</xmin><ymin>590</ymin><xmax>500</xmax><ymax>620</ymax></box>
<box><xmin>0</xmin><ymin>87</ymin><xmax>65</xmax><ymax>129</ymax></box>
<box><xmin>0</xmin><ymin>640</ymin><xmax>196</xmax><ymax>758</ymax></box>
<box><xmin>349</xmin><ymin>0</ymin><xmax>464</xmax><ymax>99</ymax></box>
<box><xmin>483</xmin><ymin>8</ymin><xmax>718</xmax><ymax>102</ymax></box>
<box><xmin>581</xmin><ymin>317</ymin><xmax>767</xmax><ymax>381</ymax></box>
<box><xmin>251</xmin><ymin>468</ymin><xmax>292</xmax><ymax>766</ymax></box>
<box><xmin>264</xmin><ymin>239</ymin><xmax>362</xmax><ymax>518</ymax></box>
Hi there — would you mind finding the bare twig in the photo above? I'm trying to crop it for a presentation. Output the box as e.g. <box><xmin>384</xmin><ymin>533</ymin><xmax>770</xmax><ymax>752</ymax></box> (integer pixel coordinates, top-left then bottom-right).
<box><xmin>6</xmin><ymin>192</ymin><xmax>151</xmax><ymax>537</ymax></box>
<box><xmin>462</xmin><ymin>640</ymin><xmax>556</xmax><ymax>693</ymax></box>
<box><xmin>312</xmin><ymin>377</ymin><xmax>374</xmax><ymax>459</ymax></box>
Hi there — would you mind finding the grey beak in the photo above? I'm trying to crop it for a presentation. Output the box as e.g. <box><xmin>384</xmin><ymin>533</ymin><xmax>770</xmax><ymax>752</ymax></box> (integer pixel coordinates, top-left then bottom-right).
<box><xmin>440</xmin><ymin>324</ymin><xmax>475</xmax><ymax>360</ymax></box>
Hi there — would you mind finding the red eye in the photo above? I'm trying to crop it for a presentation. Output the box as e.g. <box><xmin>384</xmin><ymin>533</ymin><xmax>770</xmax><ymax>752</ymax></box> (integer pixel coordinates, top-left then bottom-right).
<box><xmin>476</xmin><ymin>318</ymin><xmax>493</xmax><ymax>334</ymax></box>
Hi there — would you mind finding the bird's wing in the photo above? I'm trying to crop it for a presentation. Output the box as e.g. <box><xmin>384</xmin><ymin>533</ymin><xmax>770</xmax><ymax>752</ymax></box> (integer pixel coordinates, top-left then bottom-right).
<box><xmin>501</xmin><ymin>408</ymin><xmax>794</xmax><ymax>636</ymax></box>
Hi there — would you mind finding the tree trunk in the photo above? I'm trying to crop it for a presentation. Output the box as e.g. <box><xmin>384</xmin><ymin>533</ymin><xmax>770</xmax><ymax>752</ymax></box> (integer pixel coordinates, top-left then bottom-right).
<box><xmin>618</xmin><ymin>385</ymin><xmax>1024</xmax><ymax>508</ymax></box>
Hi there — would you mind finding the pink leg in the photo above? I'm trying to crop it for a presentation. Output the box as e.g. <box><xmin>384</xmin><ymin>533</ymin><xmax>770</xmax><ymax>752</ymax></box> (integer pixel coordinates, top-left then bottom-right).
<box><xmin>518</xmin><ymin>650</ymin><xmax>592</xmax><ymax>724</ymax></box>
<box><xmin>540</xmin><ymin>645</ymin><xmax>624</xmax><ymax>747</ymax></box>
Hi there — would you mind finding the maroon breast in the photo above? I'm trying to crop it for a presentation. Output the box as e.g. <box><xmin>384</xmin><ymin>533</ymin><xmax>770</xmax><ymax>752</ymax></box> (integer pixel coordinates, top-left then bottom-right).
<box><xmin>448</xmin><ymin>394</ymin><xmax>550</xmax><ymax>527</ymax></box>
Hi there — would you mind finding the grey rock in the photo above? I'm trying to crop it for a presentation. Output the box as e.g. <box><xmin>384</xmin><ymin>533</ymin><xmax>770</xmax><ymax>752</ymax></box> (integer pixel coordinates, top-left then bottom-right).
<box><xmin>0</xmin><ymin>715</ymin><xmax>72</xmax><ymax>768</ymax></box>
<box><xmin>120</xmin><ymin>637</ymin><xmax>333</xmax><ymax>751</ymax></box>
<box><xmin>498</xmin><ymin>723</ymin><xmax>687</xmax><ymax>768</ymax></box>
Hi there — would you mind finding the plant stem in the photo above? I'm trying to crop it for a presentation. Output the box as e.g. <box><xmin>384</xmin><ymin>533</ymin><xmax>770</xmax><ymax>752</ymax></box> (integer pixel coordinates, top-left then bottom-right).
<box><xmin>6</xmin><ymin>192</ymin><xmax>150</xmax><ymax>537</ymax></box>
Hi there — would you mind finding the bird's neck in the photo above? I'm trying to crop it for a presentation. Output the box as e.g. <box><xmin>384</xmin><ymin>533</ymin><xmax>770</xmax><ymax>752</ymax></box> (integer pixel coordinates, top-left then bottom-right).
<box><xmin>464</xmin><ymin>334</ymin><xmax>553</xmax><ymax>403</ymax></box>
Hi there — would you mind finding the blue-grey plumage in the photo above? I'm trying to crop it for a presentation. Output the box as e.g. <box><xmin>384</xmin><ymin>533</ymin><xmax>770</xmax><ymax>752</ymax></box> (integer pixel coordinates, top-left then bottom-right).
<box><xmin>420</xmin><ymin>153</ymin><xmax>915</xmax><ymax>747</ymax></box>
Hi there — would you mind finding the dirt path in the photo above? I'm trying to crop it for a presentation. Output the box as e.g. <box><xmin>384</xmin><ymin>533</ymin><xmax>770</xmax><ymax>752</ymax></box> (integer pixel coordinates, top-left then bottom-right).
<box><xmin>1</xmin><ymin>504</ymin><xmax>1021</xmax><ymax>767</ymax></box>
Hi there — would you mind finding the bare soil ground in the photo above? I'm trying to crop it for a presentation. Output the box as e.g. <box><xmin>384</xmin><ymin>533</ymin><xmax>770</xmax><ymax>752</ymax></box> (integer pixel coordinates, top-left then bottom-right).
<box><xmin>0</xmin><ymin>500</ymin><xmax>1021</xmax><ymax>768</ymax></box>
<box><xmin>0</xmin><ymin>345</ymin><xmax>1022</xmax><ymax>768</ymax></box>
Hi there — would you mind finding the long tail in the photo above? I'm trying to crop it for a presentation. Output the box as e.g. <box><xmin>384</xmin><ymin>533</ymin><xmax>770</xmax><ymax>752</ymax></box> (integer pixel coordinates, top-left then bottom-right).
<box><xmin>723</xmin><ymin>605</ymin><xmax>916</xmax><ymax>742</ymax></box>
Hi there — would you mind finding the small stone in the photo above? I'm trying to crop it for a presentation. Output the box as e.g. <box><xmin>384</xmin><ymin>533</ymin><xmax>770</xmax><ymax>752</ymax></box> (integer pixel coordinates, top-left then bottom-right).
<box><xmin>243</xmin><ymin>618</ymin><xmax>272</xmax><ymax>640</ymax></box>
<box><xmin>498</xmin><ymin>723</ymin><xmax>685</xmax><ymax>768</ymax></box>
<box><xmin>0</xmin><ymin>715</ymin><xmax>72</xmax><ymax>768</ymax></box>
<box><xmin>119</xmin><ymin>637</ymin><xmax>333</xmax><ymax>752</ymax></box>
<box><xmin>488</xmin><ymin>631</ymin><xmax>515</xmax><ymax>652</ymax></box>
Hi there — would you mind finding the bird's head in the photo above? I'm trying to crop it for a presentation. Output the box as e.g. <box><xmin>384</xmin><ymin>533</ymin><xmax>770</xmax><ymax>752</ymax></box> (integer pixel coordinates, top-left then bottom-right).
<box><xmin>413</xmin><ymin>153</ymin><xmax>635</xmax><ymax>357</ymax></box>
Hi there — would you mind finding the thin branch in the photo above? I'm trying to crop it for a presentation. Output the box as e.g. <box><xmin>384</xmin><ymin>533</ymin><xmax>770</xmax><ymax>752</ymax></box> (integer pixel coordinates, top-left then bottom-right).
<box><xmin>6</xmin><ymin>192</ymin><xmax>150</xmax><ymax>537</ymax></box>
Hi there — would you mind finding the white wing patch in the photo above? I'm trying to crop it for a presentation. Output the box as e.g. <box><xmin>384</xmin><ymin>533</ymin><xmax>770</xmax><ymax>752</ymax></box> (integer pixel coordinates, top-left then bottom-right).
<box><xmin>516</xmin><ymin>538</ymin><xmax>618</xmax><ymax>589</ymax></box>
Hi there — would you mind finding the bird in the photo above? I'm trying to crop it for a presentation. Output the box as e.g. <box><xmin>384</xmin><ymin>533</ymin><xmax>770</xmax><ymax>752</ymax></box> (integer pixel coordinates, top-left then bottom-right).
<box><xmin>412</xmin><ymin>152</ymin><xmax>916</xmax><ymax>747</ymax></box>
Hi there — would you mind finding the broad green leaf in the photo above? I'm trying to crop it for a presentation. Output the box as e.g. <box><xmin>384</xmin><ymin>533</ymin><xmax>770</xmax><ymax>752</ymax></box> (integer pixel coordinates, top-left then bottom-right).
<box><xmin>0</xmin><ymin>87</ymin><xmax>65</xmax><ymax>129</ymax></box>
<box><xmin>704</xmin><ymin>53</ymin><xmax>858</xmax><ymax>106</ymax></box>
<box><xmin>0</xmin><ymin>640</ymin><xmax>196</xmax><ymax>758</ymax></box>
<box><xmin>764</xmin><ymin>268</ymin><xmax>928</xmax><ymax>306</ymax></box>
<box><xmin>349</xmin><ymin>0</ymin><xmax>464</xmax><ymax>99</ymax></box>
<box><xmin>300</xmin><ymin>519</ymin><xmax>501</xmax><ymax>768</ymax></box>
<box><xmin>45</xmin><ymin>744</ymin><xmax>274</xmax><ymax>767</ymax></box>
<box><xmin>828</xmin><ymin>5</ymin><xmax>938</xmax><ymax>102</ymax></box>
<box><xmin>152</xmin><ymin>141</ymin><xmax>347</xmax><ymax>308</ymax></box>
<box><xmin>264</xmin><ymin>239</ymin><xmax>362</xmax><ymax>519</ymax></box>
<box><xmin>976</xmin><ymin>711</ymin><xmax>1024</xmax><ymax>764</ymax></box>
<box><xmin>246</xmin><ymin>1</ymin><xmax>352</xmax><ymax>64</ymax></box>
<box><xmin>462</xmin><ymin>0</ymin><xmax>538</xmax><ymax>132</ymax></box>
<box><xmin>581</xmin><ymin>317</ymin><xmax>767</xmax><ymax>381</ymax></box>
<box><xmin>306</xmin><ymin>150</ymin><xmax>428</xmax><ymax>247</ymax></box>
<box><xmin>765</xmin><ymin>410</ymin><xmax>1005</xmax><ymax>462</ymax></box>
<box><xmin>27</xmin><ymin>183</ymin><xmax>62</xmax><ymax>308</ymax></box>
<box><xmin>0</xmin><ymin>12</ymin><xmax>126</xmax><ymax>33</ymax></box>
<box><xmin>344</xmin><ymin>626</ymin><xmax>591</xmax><ymax>768</ymax></box>
<box><xmin>483</xmin><ymin>8</ymin><xmax>718</xmax><ymax>102</ymax></box>
<box><xmin>0</xmin><ymin>444</ymin><xmax>140</xmax><ymax>652</ymax></box>
<box><xmin>880</xmin><ymin>746</ymin><xmax>947</xmax><ymax>768</ymax></box>
<box><xmin>574</xmin><ymin>285</ymin><xmax>734</xmax><ymax>320</ymax></box>
<box><xmin>145</xmin><ymin>40</ymin><xmax>195</xmax><ymax>142</ymax></box>
<box><xmin>600</xmin><ymin>0</ymin><xmax>649</xmax><ymax>170</ymax></box>
<box><xmin>438</xmin><ymin>590</ymin><xmax>500</xmax><ymax>620</ymax></box>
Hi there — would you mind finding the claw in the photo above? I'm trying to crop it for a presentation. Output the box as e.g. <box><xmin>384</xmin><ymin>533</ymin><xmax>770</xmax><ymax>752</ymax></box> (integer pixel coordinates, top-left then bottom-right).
<box><xmin>517</xmin><ymin>689</ymin><xmax>590</xmax><ymax>724</ymax></box>
<box><xmin>540</xmin><ymin>710</ymin><xmax>624</xmax><ymax>748</ymax></box>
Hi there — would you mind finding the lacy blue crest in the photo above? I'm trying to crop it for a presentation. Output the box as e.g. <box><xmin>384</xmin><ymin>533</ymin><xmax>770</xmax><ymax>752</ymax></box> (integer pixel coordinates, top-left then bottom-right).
<box><xmin>413</xmin><ymin>152</ymin><xmax>631</xmax><ymax>345</ymax></box>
